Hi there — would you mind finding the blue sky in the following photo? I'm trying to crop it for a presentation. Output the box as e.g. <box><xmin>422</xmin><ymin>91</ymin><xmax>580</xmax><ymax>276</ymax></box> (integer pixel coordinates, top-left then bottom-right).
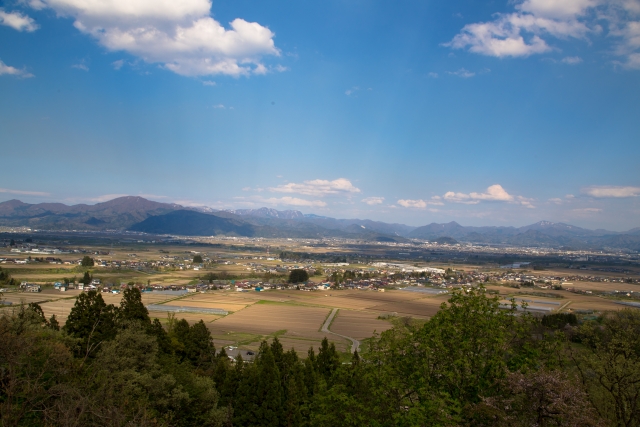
<box><xmin>1</xmin><ymin>0</ymin><xmax>639</xmax><ymax>230</ymax></box>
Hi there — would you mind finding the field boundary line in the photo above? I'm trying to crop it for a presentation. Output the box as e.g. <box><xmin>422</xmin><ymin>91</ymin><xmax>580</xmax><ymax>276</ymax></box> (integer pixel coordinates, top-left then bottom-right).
<box><xmin>558</xmin><ymin>300</ymin><xmax>572</xmax><ymax>312</ymax></box>
<box><xmin>321</xmin><ymin>308</ymin><xmax>360</xmax><ymax>354</ymax></box>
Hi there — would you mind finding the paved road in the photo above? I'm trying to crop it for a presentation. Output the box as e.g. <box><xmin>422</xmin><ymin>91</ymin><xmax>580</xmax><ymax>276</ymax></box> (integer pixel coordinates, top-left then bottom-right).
<box><xmin>321</xmin><ymin>308</ymin><xmax>360</xmax><ymax>353</ymax></box>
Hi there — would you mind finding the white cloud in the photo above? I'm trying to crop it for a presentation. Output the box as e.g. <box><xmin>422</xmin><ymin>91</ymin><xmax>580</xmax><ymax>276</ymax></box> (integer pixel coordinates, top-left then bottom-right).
<box><xmin>269</xmin><ymin>178</ymin><xmax>361</xmax><ymax>197</ymax></box>
<box><xmin>202</xmin><ymin>80</ymin><xmax>216</xmax><ymax>86</ymax></box>
<box><xmin>30</xmin><ymin>0</ymin><xmax>280</xmax><ymax>77</ymax></box>
<box><xmin>362</xmin><ymin>197</ymin><xmax>384</xmax><ymax>205</ymax></box>
<box><xmin>0</xmin><ymin>9</ymin><xmax>39</xmax><ymax>32</ymax></box>
<box><xmin>562</xmin><ymin>55</ymin><xmax>583</xmax><ymax>63</ymax></box>
<box><xmin>518</xmin><ymin>0</ymin><xmax>599</xmax><ymax>19</ymax></box>
<box><xmin>427</xmin><ymin>72</ymin><xmax>439</xmax><ymax>78</ymax></box>
<box><xmin>212</xmin><ymin>104</ymin><xmax>226</xmax><ymax>109</ymax></box>
<box><xmin>583</xmin><ymin>185</ymin><xmax>640</xmax><ymax>198</ymax></box>
<box><xmin>72</xmin><ymin>63</ymin><xmax>89</xmax><ymax>71</ymax></box>
<box><xmin>112</xmin><ymin>59</ymin><xmax>124</xmax><ymax>70</ymax></box>
<box><xmin>445</xmin><ymin>0</ymin><xmax>640</xmax><ymax>66</ymax></box>
<box><xmin>0</xmin><ymin>59</ymin><xmax>34</xmax><ymax>78</ymax></box>
<box><xmin>447</xmin><ymin>68</ymin><xmax>476</xmax><ymax>77</ymax></box>
<box><xmin>444</xmin><ymin>184</ymin><xmax>514</xmax><ymax>203</ymax></box>
<box><xmin>0</xmin><ymin>187</ymin><xmax>50</xmax><ymax>197</ymax></box>
<box><xmin>397</xmin><ymin>199</ymin><xmax>428</xmax><ymax>208</ymax></box>
<box><xmin>444</xmin><ymin>184</ymin><xmax>535</xmax><ymax>208</ymax></box>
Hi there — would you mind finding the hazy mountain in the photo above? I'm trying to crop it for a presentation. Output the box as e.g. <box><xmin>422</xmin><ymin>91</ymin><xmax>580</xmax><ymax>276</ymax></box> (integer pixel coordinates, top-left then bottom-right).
<box><xmin>226</xmin><ymin>207</ymin><xmax>305</xmax><ymax>219</ymax></box>
<box><xmin>0</xmin><ymin>196</ymin><xmax>181</xmax><ymax>230</ymax></box>
<box><xmin>130</xmin><ymin>210</ymin><xmax>259</xmax><ymax>237</ymax></box>
<box><xmin>128</xmin><ymin>209</ymin><xmax>407</xmax><ymax>241</ymax></box>
<box><xmin>1</xmin><ymin>196</ymin><xmax>638</xmax><ymax>250</ymax></box>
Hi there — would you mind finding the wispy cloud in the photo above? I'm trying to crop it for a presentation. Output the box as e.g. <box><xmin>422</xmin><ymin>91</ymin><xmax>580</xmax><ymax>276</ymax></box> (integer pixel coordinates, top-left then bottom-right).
<box><xmin>583</xmin><ymin>185</ymin><xmax>640</xmax><ymax>198</ymax></box>
<box><xmin>112</xmin><ymin>59</ymin><xmax>124</xmax><ymax>70</ymax></box>
<box><xmin>0</xmin><ymin>187</ymin><xmax>50</xmax><ymax>197</ymax></box>
<box><xmin>202</xmin><ymin>80</ymin><xmax>216</xmax><ymax>86</ymax></box>
<box><xmin>562</xmin><ymin>56</ymin><xmax>583</xmax><ymax>64</ymax></box>
<box><xmin>269</xmin><ymin>178</ymin><xmax>361</xmax><ymax>197</ymax></box>
<box><xmin>362</xmin><ymin>197</ymin><xmax>384</xmax><ymax>205</ymax></box>
<box><xmin>72</xmin><ymin>63</ymin><xmax>89</xmax><ymax>71</ymax></box>
<box><xmin>0</xmin><ymin>59</ymin><xmax>34</xmax><ymax>78</ymax></box>
<box><xmin>447</xmin><ymin>68</ymin><xmax>476</xmax><ymax>78</ymax></box>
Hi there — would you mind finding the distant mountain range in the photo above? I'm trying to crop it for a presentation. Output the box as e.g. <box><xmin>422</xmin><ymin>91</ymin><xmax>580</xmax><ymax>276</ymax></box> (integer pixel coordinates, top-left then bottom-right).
<box><xmin>1</xmin><ymin>196</ymin><xmax>639</xmax><ymax>251</ymax></box>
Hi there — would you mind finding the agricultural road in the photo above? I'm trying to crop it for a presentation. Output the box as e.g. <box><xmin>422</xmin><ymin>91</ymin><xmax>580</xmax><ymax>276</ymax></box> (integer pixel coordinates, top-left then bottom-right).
<box><xmin>321</xmin><ymin>308</ymin><xmax>360</xmax><ymax>353</ymax></box>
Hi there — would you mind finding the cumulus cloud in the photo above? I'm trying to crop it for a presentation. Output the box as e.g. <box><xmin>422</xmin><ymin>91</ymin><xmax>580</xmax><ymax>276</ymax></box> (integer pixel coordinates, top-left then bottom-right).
<box><xmin>444</xmin><ymin>184</ymin><xmax>535</xmax><ymax>208</ymax></box>
<box><xmin>397</xmin><ymin>199</ymin><xmax>428</xmax><ymax>208</ymax></box>
<box><xmin>0</xmin><ymin>9</ymin><xmax>39</xmax><ymax>32</ymax></box>
<box><xmin>444</xmin><ymin>184</ymin><xmax>514</xmax><ymax>203</ymax></box>
<box><xmin>0</xmin><ymin>59</ymin><xmax>34</xmax><ymax>78</ymax></box>
<box><xmin>583</xmin><ymin>185</ymin><xmax>640</xmax><ymax>198</ymax></box>
<box><xmin>28</xmin><ymin>0</ymin><xmax>280</xmax><ymax>77</ymax></box>
<box><xmin>362</xmin><ymin>197</ymin><xmax>384</xmax><ymax>205</ymax></box>
<box><xmin>269</xmin><ymin>178</ymin><xmax>361</xmax><ymax>197</ymax></box>
<box><xmin>444</xmin><ymin>0</ymin><xmax>640</xmax><ymax>66</ymax></box>
<box><xmin>0</xmin><ymin>187</ymin><xmax>50</xmax><ymax>196</ymax></box>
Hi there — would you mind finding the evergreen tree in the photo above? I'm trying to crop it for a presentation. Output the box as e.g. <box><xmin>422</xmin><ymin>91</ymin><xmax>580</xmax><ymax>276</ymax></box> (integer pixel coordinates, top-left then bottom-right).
<box><xmin>81</xmin><ymin>256</ymin><xmax>95</xmax><ymax>267</ymax></box>
<box><xmin>193</xmin><ymin>254</ymin><xmax>203</xmax><ymax>263</ymax></box>
<box><xmin>81</xmin><ymin>271</ymin><xmax>92</xmax><ymax>285</ymax></box>
<box><xmin>119</xmin><ymin>287</ymin><xmax>150</xmax><ymax>325</ymax></box>
<box><xmin>288</xmin><ymin>269</ymin><xmax>309</xmax><ymax>284</ymax></box>
<box><xmin>316</xmin><ymin>337</ymin><xmax>340</xmax><ymax>383</ymax></box>
<box><xmin>254</xmin><ymin>342</ymin><xmax>283</xmax><ymax>425</ymax></box>
<box><xmin>48</xmin><ymin>314</ymin><xmax>60</xmax><ymax>331</ymax></box>
<box><xmin>64</xmin><ymin>290</ymin><xmax>118</xmax><ymax>358</ymax></box>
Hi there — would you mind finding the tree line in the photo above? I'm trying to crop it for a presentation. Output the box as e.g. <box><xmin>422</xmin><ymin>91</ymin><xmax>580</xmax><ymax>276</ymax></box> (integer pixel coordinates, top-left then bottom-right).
<box><xmin>2</xmin><ymin>286</ymin><xmax>640</xmax><ymax>426</ymax></box>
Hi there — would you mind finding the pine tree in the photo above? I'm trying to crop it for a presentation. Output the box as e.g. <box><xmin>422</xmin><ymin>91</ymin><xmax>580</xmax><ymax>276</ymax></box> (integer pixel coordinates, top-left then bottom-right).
<box><xmin>64</xmin><ymin>290</ymin><xmax>118</xmax><ymax>358</ymax></box>
<box><xmin>254</xmin><ymin>341</ymin><xmax>283</xmax><ymax>426</ymax></box>
<box><xmin>48</xmin><ymin>314</ymin><xmax>60</xmax><ymax>331</ymax></box>
<box><xmin>119</xmin><ymin>287</ymin><xmax>150</xmax><ymax>325</ymax></box>
<box><xmin>316</xmin><ymin>337</ymin><xmax>340</xmax><ymax>383</ymax></box>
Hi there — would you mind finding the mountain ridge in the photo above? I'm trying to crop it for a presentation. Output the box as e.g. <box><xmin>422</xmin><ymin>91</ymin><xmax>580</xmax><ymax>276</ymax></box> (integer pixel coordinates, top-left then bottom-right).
<box><xmin>1</xmin><ymin>197</ymin><xmax>638</xmax><ymax>250</ymax></box>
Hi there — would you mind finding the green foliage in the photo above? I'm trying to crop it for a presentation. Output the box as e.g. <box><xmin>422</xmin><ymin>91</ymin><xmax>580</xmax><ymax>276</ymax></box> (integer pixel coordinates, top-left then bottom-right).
<box><xmin>571</xmin><ymin>309</ymin><xmax>640</xmax><ymax>427</ymax></box>
<box><xmin>542</xmin><ymin>312</ymin><xmax>578</xmax><ymax>329</ymax></box>
<box><xmin>288</xmin><ymin>269</ymin><xmax>309</xmax><ymax>283</ymax></box>
<box><xmin>81</xmin><ymin>271</ymin><xmax>92</xmax><ymax>285</ymax></box>
<box><xmin>193</xmin><ymin>254</ymin><xmax>203</xmax><ymax>263</ymax></box>
<box><xmin>119</xmin><ymin>287</ymin><xmax>151</xmax><ymax>326</ymax></box>
<box><xmin>63</xmin><ymin>290</ymin><xmax>117</xmax><ymax>358</ymax></box>
<box><xmin>3</xmin><ymin>284</ymin><xmax>636</xmax><ymax>427</ymax></box>
<box><xmin>81</xmin><ymin>255</ymin><xmax>95</xmax><ymax>267</ymax></box>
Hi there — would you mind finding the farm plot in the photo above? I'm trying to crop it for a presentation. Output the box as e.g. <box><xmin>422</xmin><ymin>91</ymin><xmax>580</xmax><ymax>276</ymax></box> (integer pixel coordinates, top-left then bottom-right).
<box><xmin>169</xmin><ymin>300</ymin><xmax>250</xmax><ymax>312</ymax></box>
<box><xmin>330</xmin><ymin>310</ymin><xmax>393</xmax><ymax>340</ymax></box>
<box><xmin>340</xmin><ymin>290</ymin><xmax>428</xmax><ymax>303</ymax></box>
<box><xmin>208</xmin><ymin>304</ymin><xmax>334</xmax><ymax>354</ymax></box>
<box><xmin>210</xmin><ymin>304</ymin><xmax>330</xmax><ymax>336</ymax></box>
<box><xmin>367</xmin><ymin>296</ymin><xmax>449</xmax><ymax>318</ymax></box>
<box><xmin>39</xmin><ymin>299</ymin><xmax>78</xmax><ymax>324</ymax></box>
